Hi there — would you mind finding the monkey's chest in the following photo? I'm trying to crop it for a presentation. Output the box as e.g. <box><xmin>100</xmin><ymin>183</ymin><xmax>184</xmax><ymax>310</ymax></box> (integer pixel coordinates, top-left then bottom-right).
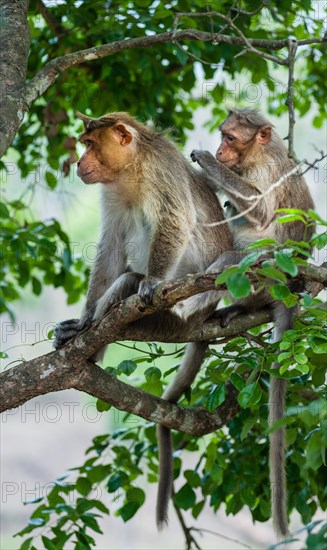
<box><xmin>124</xmin><ymin>216</ymin><xmax>150</xmax><ymax>273</ymax></box>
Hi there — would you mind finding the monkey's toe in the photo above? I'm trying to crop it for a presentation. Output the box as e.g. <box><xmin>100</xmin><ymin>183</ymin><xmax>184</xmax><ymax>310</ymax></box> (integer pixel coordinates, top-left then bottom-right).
<box><xmin>138</xmin><ymin>277</ymin><xmax>158</xmax><ymax>305</ymax></box>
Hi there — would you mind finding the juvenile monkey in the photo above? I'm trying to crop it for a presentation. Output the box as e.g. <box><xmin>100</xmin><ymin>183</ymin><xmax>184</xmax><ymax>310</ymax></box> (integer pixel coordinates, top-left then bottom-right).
<box><xmin>186</xmin><ymin>108</ymin><xmax>315</xmax><ymax>537</ymax></box>
<box><xmin>53</xmin><ymin>111</ymin><xmax>233</xmax><ymax>528</ymax></box>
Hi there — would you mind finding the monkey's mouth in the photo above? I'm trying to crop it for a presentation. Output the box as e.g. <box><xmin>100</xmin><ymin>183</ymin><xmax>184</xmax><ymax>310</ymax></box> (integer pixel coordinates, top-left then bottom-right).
<box><xmin>80</xmin><ymin>170</ymin><xmax>94</xmax><ymax>178</ymax></box>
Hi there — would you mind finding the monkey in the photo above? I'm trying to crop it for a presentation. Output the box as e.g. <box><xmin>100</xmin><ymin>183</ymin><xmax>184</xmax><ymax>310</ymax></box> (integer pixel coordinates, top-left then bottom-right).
<box><xmin>53</xmin><ymin>111</ymin><xmax>234</xmax><ymax>529</ymax></box>
<box><xmin>179</xmin><ymin>108</ymin><xmax>315</xmax><ymax>538</ymax></box>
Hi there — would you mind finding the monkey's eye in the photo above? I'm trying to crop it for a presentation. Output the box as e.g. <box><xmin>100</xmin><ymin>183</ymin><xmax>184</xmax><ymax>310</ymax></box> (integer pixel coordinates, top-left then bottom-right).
<box><xmin>84</xmin><ymin>139</ymin><xmax>93</xmax><ymax>147</ymax></box>
<box><xmin>226</xmin><ymin>135</ymin><xmax>235</xmax><ymax>142</ymax></box>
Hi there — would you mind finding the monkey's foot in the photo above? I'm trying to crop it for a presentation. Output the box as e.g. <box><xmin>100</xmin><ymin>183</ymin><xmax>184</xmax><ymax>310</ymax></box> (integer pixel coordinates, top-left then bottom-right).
<box><xmin>211</xmin><ymin>304</ymin><xmax>246</xmax><ymax>328</ymax></box>
<box><xmin>138</xmin><ymin>276</ymin><xmax>159</xmax><ymax>306</ymax></box>
<box><xmin>53</xmin><ymin>318</ymin><xmax>91</xmax><ymax>348</ymax></box>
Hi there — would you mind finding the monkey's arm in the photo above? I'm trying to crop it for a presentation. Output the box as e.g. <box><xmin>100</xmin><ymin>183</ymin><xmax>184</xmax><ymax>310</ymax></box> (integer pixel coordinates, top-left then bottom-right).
<box><xmin>191</xmin><ymin>150</ymin><xmax>274</xmax><ymax>227</ymax></box>
<box><xmin>54</xmin><ymin>233</ymin><xmax>126</xmax><ymax>348</ymax></box>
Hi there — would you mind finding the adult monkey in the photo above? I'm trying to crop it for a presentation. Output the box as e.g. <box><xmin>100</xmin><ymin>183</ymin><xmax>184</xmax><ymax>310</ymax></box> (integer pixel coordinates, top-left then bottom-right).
<box><xmin>179</xmin><ymin>108</ymin><xmax>314</xmax><ymax>538</ymax></box>
<box><xmin>53</xmin><ymin>111</ymin><xmax>233</xmax><ymax>527</ymax></box>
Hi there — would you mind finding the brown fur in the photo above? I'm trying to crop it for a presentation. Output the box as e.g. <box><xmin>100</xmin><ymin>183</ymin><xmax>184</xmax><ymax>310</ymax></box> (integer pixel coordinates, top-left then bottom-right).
<box><xmin>188</xmin><ymin>109</ymin><xmax>315</xmax><ymax>539</ymax></box>
<box><xmin>53</xmin><ymin>111</ymin><xmax>233</xmax><ymax>529</ymax></box>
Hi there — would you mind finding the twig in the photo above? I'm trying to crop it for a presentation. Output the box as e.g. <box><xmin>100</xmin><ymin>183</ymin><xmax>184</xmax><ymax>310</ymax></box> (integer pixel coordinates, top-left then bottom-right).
<box><xmin>173</xmin><ymin>12</ymin><xmax>288</xmax><ymax>65</ymax></box>
<box><xmin>230</xmin><ymin>2</ymin><xmax>268</xmax><ymax>17</ymax></box>
<box><xmin>301</xmin><ymin>151</ymin><xmax>327</xmax><ymax>175</ymax></box>
<box><xmin>286</xmin><ymin>38</ymin><xmax>298</xmax><ymax>160</ymax></box>
<box><xmin>35</xmin><ymin>0</ymin><xmax>66</xmax><ymax>38</ymax></box>
<box><xmin>202</xmin><ymin>163</ymin><xmax>303</xmax><ymax>227</ymax></box>
<box><xmin>191</xmin><ymin>526</ymin><xmax>252</xmax><ymax>550</ymax></box>
<box><xmin>173</xmin><ymin>492</ymin><xmax>202</xmax><ymax>550</ymax></box>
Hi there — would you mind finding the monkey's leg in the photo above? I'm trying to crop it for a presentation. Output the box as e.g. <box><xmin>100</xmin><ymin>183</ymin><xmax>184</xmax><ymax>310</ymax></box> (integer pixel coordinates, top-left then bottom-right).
<box><xmin>173</xmin><ymin>251</ymin><xmax>240</xmax><ymax>321</ymax></box>
<box><xmin>211</xmin><ymin>303</ymin><xmax>248</xmax><ymax>327</ymax></box>
<box><xmin>91</xmin><ymin>272</ymin><xmax>145</xmax><ymax>363</ymax></box>
<box><xmin>156</xmin><ymin>341</ymin><xmax>209</xmax><ymax>529</ymax></box>
<box><xmin>93</xmin><ymin>272</ymin><xmax>144</xmax><ymax>321</ymax></box>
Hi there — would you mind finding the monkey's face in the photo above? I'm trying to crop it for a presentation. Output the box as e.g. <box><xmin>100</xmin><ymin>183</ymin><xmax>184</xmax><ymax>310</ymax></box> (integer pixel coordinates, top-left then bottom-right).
<box><xmin>216</xmin><ymin>116</ymin><xmax>272</xmax><ymax>170</ymax></box>
<box><xmin>77</xmin><ymin>124</ymin><xmax>135</xmax><ymax>185</ymax></box>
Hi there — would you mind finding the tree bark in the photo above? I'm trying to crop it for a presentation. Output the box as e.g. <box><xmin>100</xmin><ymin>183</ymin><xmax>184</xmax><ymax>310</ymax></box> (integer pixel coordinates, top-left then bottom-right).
<box><xmin>0</xmin><ymin>0</ymin><xmax>29</xmax><ymax>157</ymax></box>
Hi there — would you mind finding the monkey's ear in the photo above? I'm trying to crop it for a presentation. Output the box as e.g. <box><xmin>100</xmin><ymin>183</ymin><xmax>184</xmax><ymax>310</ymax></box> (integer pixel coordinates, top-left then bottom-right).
<box><xmin>257</xmin><ymin>125</ymin><xmax>272</xmax><ymax>145</ymax></box>
<box><xmin>113</xmin><ymin>124</ymin><xmax>133</xmax><ymax>146</ymax></box>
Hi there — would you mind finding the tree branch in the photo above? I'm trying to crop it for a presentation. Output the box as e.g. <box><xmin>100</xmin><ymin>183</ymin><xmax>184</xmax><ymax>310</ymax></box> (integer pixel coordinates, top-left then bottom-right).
<box><xmin>0</xmin><ymin>263</ymin><xmax>325</xmax><ymax>418</ymax></box>
<box><xmin>35</xmin><ymin>0</ymin><xmax>66</xmax><ymax>38</ymax></box>
<box><xmin>23</xmin><ymin>30</ymin><xmax>325</xmax><ymax>108</ymax></box>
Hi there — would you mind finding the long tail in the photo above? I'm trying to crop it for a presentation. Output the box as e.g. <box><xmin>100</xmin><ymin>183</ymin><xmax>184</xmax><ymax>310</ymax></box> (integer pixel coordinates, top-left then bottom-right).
<box><xmin>156</xmin><ymin>341</ymin><xmax>209</xmax><ymax>529</ymax></box>
<box><xmin>269</xmin><ymin>303</ymin><xmax>296</xmax><ymax>538</ymax></box>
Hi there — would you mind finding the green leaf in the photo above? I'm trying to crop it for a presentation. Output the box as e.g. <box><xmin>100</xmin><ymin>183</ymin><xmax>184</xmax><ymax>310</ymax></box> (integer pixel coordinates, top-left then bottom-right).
<box><xmin>96</xmin><ymin>399</ymin><xmax>111</xmax><ymax>412</ymax></box>
<box><xmin>192</xmin><ymin>500</ymin><xmax>205</xmax><ymax>519</ymax></box>
<box><xmin>0</xmin><ymin>203</ymin><xmax>10</xmax><ymax>218</ymax></box>
<box><xmin>241</xmin><ymin>418</ymin><xmax>257</xmax><ymax>441</ymax></box>
<box><xmin>278</xmin><ymin>214</ymin><xmax>306</xmax><ymax>224</ymax></box>
<box><xmin>269</xmin><ymin>284</ymin><xmax>291</xmax><ymax>300</ymax></box>
<box><xmin>126</xmin><ymin>487</ymin><xmax>145</xmax><ymax>506</ymax></box>
<box><xmin>247</xmin><ymin>238</ymin><xmax>276</xmax><ymax>250</ymax></box>
<box><xmin>215</xmin><ymin>266</ymin><xmax>240</xmax><ymax>284</ymax></box>
<box><xmin>184</xmin><ymin>470</ymin><xmax>201</xmax><ymax>488</ymax></box>
<box><xmin>31</xmin><ymin>277</ymin><xmax>42</xmax><ymax>296</ymax></box>
<box><xmin>306</xmin><ymin>432</ymin><xmax>323</xmax><ymax>470</ymax></box>
<box><xmin>174</xmin><ymin>484</ymin><xmax>196</xmax><ymax>510</ymax></box>
<box><xmin>144</xmin><ymin>367</ymin><xmax>161</xmax><ymax>382</ymax></box>
<box><xmin>118</xmin><ymin>488</ymin><xmax>145</xmax><ymax>521</ymax></box>
<box><xmin>238</xmin><ymin>382</ymin><xmax>262</xmax><ymax>409</ymax></box>
<box><xmin>76</xmin><ymin>477</ymin><xmax>92</xmax><ymax>496</ymax></box>
<box><xmin>20</xmin><ymin>538</ymin><xmax>34</xmax><ymax>550</ymax></box>
<box><xmin>308</xmin><ymin>336</ymin><xmax>327</xmax><ymax>354</ymax></box>
<box><xmin>238</xmin><ymin>252</ymin><xmax>262</xmax><ymax>272</ymax></box>
<box><xmin>227</xmin><ymin>273</ymin><xmax>251</xmax><ymax>298</ymax></box>
<box><xmin>275</xmin><ymin>251</ymin><xmax>298</xmax><ymax>276</ymax></box>
<box><xmin>307</xmin><ymin>209</ymin><xmax>327</xmax><ymax>226</ymax></box>
<box><xmin>45</xmin><ymin>171</ymin><xmax>57</xmax><ymax>189</ymax></box>
<box><xmin>81</xmin><ymin>514</ymin><xmax>103</xmax><ymax>534</ymax></box>
<box><xmin>230</xmin><ymin>373</ymin><xmax>245</xmax><ymax>391</ymax></box>
<box><xmin>107</xmin><ymin>471</ymin><xmax>129</xmax><ymax>492</ymax></box>
<box><xmin>207</xmin><ymin>384</ymin><xmax>225</xmax><ymax>411</ymax></box>
<box><xmin>257</xmin><ymin>265</ymin><xmax>287</xmax><ymax>283</ymax></box>
<box><xmin>41</xmin><ymin>536</ymin><xmax>57</xmax><ymax>550</ymax></box>
<box><xmin>117</xmin><ymin>360</ymin><xmax>137</xmax><ymax>376</ymax></box>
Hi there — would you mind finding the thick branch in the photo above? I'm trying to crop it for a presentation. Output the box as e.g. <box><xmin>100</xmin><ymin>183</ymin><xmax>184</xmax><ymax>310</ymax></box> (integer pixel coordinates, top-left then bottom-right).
<box><xmin>0</xmin><ymin>263</ymin><xmax>325</xmax><ymax>418</ymax></box>
<box><xmin>0</xmin><ymin>354</ymin><xmax>239</xmax><ymax>436</ymax></box>
<box><xmin>0</xmin><ymin>0</ymin><xmax>29</xmax><ymax>156</ymax></box>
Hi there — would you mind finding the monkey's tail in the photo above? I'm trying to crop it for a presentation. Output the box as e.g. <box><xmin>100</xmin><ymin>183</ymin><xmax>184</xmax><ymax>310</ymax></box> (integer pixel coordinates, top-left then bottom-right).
<box><xmin>269</xmin><ymin>303</ymin><xmax>296</xmax><ymax>539</ymax></box>
<box><xmin>156</xmin><ymin>341</ymin><xmax>209</xmax><ymax>529</ymax></box>
<box><xmin>156</xmin><ymin>425</ymin><xmax>173</xmax><ymax>529</ymax></box>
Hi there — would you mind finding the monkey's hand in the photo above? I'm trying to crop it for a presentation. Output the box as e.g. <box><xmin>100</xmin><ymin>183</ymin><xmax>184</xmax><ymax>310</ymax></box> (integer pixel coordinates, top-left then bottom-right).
<box><xmin>138</xmin><ymin>276</ymin><xmax>160</xmax><ymax>306</ymax></box>
<box><xmin>53</xmin><ymin>316</ymin><xmax>92</xmax><ymax>349</ymax></box>
<box><xmin>191</xmin><ymin>149</ymin><xmax>216</xmax><ymax>166</ymax></box>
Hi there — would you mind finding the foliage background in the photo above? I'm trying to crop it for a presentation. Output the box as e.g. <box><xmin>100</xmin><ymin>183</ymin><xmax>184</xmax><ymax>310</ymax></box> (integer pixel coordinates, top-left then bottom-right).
<box><xmin>0</xmin><ymin>1</ymin><xmax>326</xmax><ymax>549</ymax></box>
